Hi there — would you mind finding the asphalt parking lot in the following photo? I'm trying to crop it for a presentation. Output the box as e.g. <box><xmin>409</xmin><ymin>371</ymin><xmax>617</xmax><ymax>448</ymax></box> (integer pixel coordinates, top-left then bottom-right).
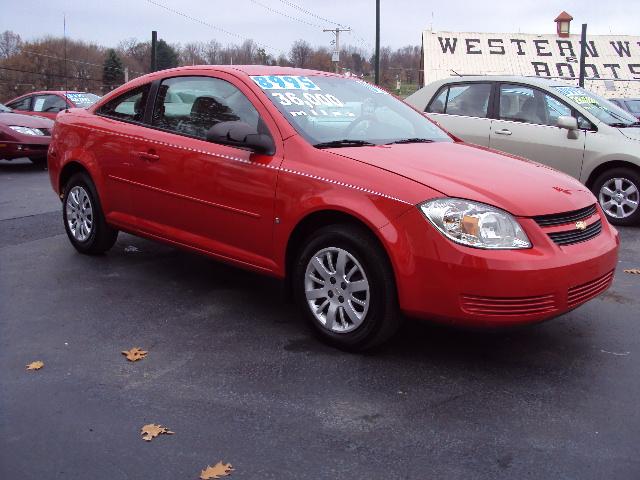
<box><xmin>1</xmin><ymin>159</ymin><xmax>639</xmax><ymax>480</ymax></box>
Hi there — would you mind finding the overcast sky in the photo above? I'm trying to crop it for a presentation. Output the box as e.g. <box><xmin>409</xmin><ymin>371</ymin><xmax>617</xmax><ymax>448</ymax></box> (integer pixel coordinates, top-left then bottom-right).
<box><xmin>4</xmin><ymin>0</ymin><xmax>638</xmax><ymax>56</ymax></box>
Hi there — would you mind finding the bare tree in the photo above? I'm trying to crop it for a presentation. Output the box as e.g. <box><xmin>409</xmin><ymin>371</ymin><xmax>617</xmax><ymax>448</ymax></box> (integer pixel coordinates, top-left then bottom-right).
<box><xmin>289</xmin><ymin>39</ymin><xmax>312</xmax><ymax>68</ymax></box>
<box><xmin>0</xmin><ymin>31</ymin><xmax>22</xmax><ymax>59</ymax></box>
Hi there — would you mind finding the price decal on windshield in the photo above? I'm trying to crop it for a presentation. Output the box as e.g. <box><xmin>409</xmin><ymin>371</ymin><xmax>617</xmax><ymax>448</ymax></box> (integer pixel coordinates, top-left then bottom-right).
<box><xmin>251</xmin><ymin>75</ymin><xmax>321</xmax><ymax>91</ymax></box>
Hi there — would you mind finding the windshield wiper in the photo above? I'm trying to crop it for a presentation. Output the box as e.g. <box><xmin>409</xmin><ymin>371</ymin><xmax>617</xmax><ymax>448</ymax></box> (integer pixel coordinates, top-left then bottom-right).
<box><xmin>313</xmin><ymin>139</ymin><xmax>376</xmax><ymax>149</ymax></box>
<box><xmin>385</xmin><ymin>138</ymin><xmax>435</xmax><ymax>145</ymax></box>
<box><xmin>610</xmin><ymin>122</ymin><xmax>640</xmax><ymax>128</ymax></box>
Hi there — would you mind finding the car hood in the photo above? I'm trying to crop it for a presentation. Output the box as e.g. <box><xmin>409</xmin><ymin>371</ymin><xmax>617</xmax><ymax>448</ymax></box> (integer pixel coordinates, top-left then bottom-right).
<box><xmin>0</xmin><ymin>112</ymin><xmax>54</xmax><ymax>128</ymax></box>
<box><xmin>619</xmin><ymin>126</ymin><xmax>640</xmax><ymax>142</ymax></box>
<box><xmin>329</xmin><ymin>142</ymin><xmax>595</xmax><ymax>217</ymax></box>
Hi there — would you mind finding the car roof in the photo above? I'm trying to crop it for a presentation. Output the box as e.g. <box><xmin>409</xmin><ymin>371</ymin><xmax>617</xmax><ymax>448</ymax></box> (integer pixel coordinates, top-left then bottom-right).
<box><xmin>425</xmin><ymin>75</ymin><xmax>572</xmax><ymax>89</ymax></box>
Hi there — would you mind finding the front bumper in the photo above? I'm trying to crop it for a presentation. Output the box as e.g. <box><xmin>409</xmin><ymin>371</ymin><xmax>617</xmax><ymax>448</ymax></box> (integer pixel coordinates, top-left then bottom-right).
<box><xmin>382</xmin><ymin>207</ymin><xmax>620</xmax><ymax>326</ymax></box>
<box><xmin>0</xmin><ymin>139</ymin><xmax>50</xmax><ymax>160</ymax></box>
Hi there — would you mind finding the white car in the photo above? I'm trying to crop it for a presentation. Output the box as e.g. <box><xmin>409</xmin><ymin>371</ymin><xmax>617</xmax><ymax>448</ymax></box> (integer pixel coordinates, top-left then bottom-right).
<box><xmin>405</xmin><ymin>76</ymin><xmax>640</xmax><ymax>225</ymax></box>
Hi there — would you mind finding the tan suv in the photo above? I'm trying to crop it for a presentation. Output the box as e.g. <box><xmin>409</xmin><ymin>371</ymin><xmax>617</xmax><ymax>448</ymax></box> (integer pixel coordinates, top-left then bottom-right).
<box><xmin>406</xmin><ymin>76</ymin><xmax>640</xmax><ymax>225</ymax></box>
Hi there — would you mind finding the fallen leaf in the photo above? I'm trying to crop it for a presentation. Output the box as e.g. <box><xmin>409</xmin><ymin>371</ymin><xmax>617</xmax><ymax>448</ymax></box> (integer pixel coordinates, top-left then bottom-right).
<box><xmin>140</xmin><ymin>423</ymin><xmax>174</xmax><ymax>441</ymax></box>
<box><xmin>200</xmin><ymin>462</ymin><xmax>234</xmax><ymax>479</ymax></box>
<box><xmin>26</xmin><ymin>361</ymin><xmax>44</xmax><ymax>371</ymax></box>
<box><xmin>122</xmin><ymin>347</ymin><xmax>148</xmax><ymax>362</ymax></box>
<box><xmin>623</xmin><ymin>269</ymin><xmax>640</xmax><ymax>275</ymax></box>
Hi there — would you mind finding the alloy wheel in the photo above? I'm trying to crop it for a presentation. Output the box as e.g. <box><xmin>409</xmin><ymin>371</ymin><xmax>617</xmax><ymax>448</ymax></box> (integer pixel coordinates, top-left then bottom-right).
<box><xmin>599</xmin><ymin>177</ymin><xmax>639</xmax><ymax>219</ymax></box>
<box><xmin>66</xmin><ymin>185</ymin><xmax>94</xmax><ymax>242</ymax></box>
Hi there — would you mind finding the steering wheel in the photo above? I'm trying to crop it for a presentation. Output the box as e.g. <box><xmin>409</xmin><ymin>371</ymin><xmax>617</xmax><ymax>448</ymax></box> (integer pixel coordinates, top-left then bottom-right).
<box><xmin>343</xmin><ymin>114</ymin><xmax>379</xmax><ymax>137</ymax></box>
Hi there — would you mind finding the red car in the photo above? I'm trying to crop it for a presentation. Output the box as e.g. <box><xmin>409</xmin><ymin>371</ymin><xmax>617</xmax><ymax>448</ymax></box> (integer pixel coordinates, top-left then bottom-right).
<box><xmin>5</xmin><ymin>90</ymin><xmax>100</xmax><ymax>120</ymax></box>
<box><xmin>47</xmin><ymin>66</ymin><xmax>619</xmax><ymax>350</ymax></box>
<box><xmin>0</xmin><ymin>102</ymin><xmax>53</xmax><ymax>166</ymax></box>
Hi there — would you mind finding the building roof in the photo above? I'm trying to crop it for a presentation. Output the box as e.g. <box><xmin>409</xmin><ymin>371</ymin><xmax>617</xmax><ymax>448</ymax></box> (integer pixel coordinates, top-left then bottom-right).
<box><xmin>554</xmin><ymin>11</ymin><xmax>574</xmax><ymax>22</ymax></box>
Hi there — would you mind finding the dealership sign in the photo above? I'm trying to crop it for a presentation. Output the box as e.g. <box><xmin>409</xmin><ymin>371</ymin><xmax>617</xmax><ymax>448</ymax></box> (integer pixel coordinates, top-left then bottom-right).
<box><xmin>422</xmin><ymin>31</ymin><xmax>640</xmax><ymax>97</ymax></box>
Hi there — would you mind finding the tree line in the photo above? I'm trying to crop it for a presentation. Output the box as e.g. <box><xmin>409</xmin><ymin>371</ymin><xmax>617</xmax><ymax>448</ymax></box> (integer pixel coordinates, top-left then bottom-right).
<box><xmin>0</xmin><ymin>30</ymin><xmax>422</xmax><ymax>101</ymax></box>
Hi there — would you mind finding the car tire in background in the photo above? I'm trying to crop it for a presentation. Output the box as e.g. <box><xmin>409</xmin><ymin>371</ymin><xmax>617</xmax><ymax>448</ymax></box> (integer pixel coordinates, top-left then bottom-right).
<box><xmin>592</xmin><ymin>167</ymin><xmax>640</xmax><ymax>226</ymax></box>
<box><xmin>29</xmin><ymin>157</ymin><xmax>47</xmax><ymax>169</ymax></box>
<box><xmin>62</xmin><ymin>172</ymin><xmax>118</xmax><ymax>254</ymax></box>
<box><xmin>293</xmin><ymin>223</ymin><xmax>402</xmax><ymax>351</ymax></box>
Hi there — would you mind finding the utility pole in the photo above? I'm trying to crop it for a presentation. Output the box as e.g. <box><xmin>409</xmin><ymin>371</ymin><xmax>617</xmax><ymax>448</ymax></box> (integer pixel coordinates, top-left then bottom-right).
<box><xmin>323</xmin><ymin>27</ymin><xmax>351</xmax><ymax>74</ymax></box>
<box><xmin>578</xmin><ymin>23</ymin><xmax>587</xmax><ymax>88</ymax></box>
<box><xmin>151</xmin><ymin>30</ymin><xmax>158</xmax><ymax>72</ymax></box>
<box><xmin>375</xmin><ymin>0</ymin><xmax>380</xmax><ymax>85</ymax></box>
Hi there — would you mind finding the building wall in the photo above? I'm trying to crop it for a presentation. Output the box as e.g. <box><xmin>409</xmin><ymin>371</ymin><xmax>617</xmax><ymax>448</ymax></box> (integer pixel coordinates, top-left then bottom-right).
<box><xmin>423</xmin><ymin>30</ymin><xmax>640</xmax><ymax>97</ymax></box>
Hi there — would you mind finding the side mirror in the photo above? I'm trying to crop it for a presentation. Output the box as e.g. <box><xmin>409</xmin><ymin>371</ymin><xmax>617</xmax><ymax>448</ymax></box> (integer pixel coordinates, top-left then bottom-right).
<box><xmin>557</xmin><ymin>115</ymin><xmax>578</xmax><ymax>130</ymax></box>
<box><xmin>206</xmin><ymin>121</ymin><xmax>275</xmax><ymax>155</ymax></box>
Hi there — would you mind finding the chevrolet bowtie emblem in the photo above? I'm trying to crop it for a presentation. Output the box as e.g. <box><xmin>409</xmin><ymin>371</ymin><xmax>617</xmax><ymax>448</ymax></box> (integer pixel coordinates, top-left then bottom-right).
<box><xmin>575</xmin><ymin>221</ymin><xmax>587</xmax><ymax>231</ymax></box>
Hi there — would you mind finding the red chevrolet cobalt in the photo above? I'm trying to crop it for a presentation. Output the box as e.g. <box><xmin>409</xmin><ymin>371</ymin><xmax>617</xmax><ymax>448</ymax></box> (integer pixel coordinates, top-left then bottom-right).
<box><xmin>48</xmin><ymin>66</ymin><xmax>619</xmax><ymax>350</ymax></box>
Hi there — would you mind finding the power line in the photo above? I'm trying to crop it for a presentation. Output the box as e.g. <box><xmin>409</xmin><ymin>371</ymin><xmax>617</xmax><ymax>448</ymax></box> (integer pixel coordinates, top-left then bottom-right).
<box><xmin>22</xmin><ymin>50</ymin><xmax>144</xmax><ymax>75</ymax></box>
<box><xmin>276</xmin><ymin>0</ymin><xmax>346</xmax><ymax>27</ymax></box>
<box><xmin>248</xmin><ymin>0</ymin><xmax>324</xmax><ymax>28</ymax></box>
<box><xmin>0</xmin><ymin>65</ymin><xmax>102</xmax><ymax>82</ymax></box>
<box><xmin>144</xmin><ymin>0</ymin><xmax>279</xmax><ymax>54</ymax></box>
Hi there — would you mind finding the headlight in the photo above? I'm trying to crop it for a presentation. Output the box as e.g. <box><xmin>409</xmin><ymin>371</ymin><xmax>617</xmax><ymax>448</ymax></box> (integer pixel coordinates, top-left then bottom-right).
<box><xmin>420</xmin><ymin>198</ymin><xmax>531</xmax><ymax>249</ymax></box>
<box><xmin>9</xmin><ymin>126</ymin><xmax>45</xmax><ymax>136</ymax></box>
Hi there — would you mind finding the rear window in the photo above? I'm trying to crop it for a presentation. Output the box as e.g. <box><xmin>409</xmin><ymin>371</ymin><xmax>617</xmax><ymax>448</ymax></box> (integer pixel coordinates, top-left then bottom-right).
<box><xmin>428</xmin><ymin>83</ymin><xmax>491</xmax><ymax>118</ymax></box>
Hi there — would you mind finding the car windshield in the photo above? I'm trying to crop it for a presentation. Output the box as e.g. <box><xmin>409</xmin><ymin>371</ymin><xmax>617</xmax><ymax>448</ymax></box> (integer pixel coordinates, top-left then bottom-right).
<box><xmin>554</xmin><ymin>86</ymin><xmax>638</xmax><ymax>127</ymax></box>
<box><xmin>66</xmin><ymin>92</ymin><xmax>100</xmax><ymax>108</ymax></box>
<box><xmin>251</xmin><ymin>75</ymin><xmax>452</xmax><ymax>147</ymax></box>
<box><xmin>0</xmin><ymin>103</ymin><xmax>11</xmax><ymax>113</ymax></box>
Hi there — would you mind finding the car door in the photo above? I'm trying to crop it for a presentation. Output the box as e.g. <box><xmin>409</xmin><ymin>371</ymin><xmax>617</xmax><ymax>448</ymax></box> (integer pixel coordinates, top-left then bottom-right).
<box><xmin>31</xmin><ymin>94</ymin><xmax>70</xmax><ymax>120</ymax></box>
<box><xmin>489</xmin><ymin>84</ymin><xmax>586</xmax><ymax>179</ymax></box>
<box><xmin>127</xmin><ymin>74</ymin><xmax>282</xmax><ymax>270</ymax></box>
<box><xmin>92</xmin><ymin>83</ymin><xmax>153</xmax><ymax>225</ymax></box>
<box><xmin>425</xmin><ymin>82</ymin><xmax>492</xmax><ymax>147</ymax></box>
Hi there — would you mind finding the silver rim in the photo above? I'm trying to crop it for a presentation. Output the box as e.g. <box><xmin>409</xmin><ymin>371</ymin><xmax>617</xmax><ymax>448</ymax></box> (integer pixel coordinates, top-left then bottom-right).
<box><xmin>66</xmin><ymin>186</ymin><xmax>94</xmax><ymax>242</ymax></box>
<box><xmin>599</xmin><ymin>177</ymin><xmax>639</xmax><ymax>219</ymax></box>
<box><xmin>304</xmin><ymin>247</ymin><xmax>370</xmax><ymax>334</ymax></box>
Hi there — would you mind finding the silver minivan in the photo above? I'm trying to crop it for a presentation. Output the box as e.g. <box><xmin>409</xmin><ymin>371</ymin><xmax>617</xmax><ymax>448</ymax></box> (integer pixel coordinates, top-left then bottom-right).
<box><xmin>406</xmin><ymin>76</ymin><xmax>640</xmax><ymax>225</ymax></box>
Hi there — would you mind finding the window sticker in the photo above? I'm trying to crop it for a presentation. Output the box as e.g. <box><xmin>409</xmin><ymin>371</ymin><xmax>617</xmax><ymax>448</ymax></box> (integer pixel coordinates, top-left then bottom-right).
<box><xmin>33</xmin><ymin>98</ymin><xmax>45</xmax><ymax>111</ymax></box>
<box><xmin>251</xmin><ymin>75</ymin><xmax>321</xmax><ymax>91</ymax></box>
<box><xmin>268</xmin><ymin>91</ymin><xmax>355</xmax><ymax>118</ymax></box>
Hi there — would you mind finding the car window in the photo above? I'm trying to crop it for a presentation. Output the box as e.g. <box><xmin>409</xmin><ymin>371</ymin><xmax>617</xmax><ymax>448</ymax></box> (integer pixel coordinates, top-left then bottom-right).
<box><xmin>32</xmin><ymin>94</ymin><xmax>68</xmax><ymax>113</ymax></box>
<box><xmin>426</xmin><ymin>87</ymin><xmax>447</xmax><ymax>113</ymax></box>
<box><xmin>7</xmin><ymin>96</ymin><xmax>32</xmax><ymax>111</ymax></box>
<box><xmin>626</xmin><ymin>100</ymin><xmax>640</xmax><ymax>114</ymax></box>
<box><xmin>499</xmin><ymin>85</ymin><xmax>570</xmax><ymax>127</ymax></box>
<box><xmin>441</xmin><ymin>84</ymin><xmax>491</xmax><ymax>118</ymax></box>
<box><xmin>152</xmin><ymin>76</ymin><xmax>260</xmax><ymax>140</ymax></box>
<box><xmin>98</xmin><ymin>84</ymin><xmax>151</xmax><ymax>123</ymax></box>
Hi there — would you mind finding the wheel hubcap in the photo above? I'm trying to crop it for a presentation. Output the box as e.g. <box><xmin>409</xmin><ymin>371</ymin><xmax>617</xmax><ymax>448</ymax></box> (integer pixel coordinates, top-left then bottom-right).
<box><xmin>599</xmin><ymin>177</ymin><xmax>639</xmax><ymax>219</ymax></box>
<box><xmin>304</xmin><ymin>247</ymin><xmax>370</xmax><ymax>333</ymax></box>
<box><xmin>66</xmin><ymin>186</ymin><xmax>94</xmax><ymax>241</ymax></box>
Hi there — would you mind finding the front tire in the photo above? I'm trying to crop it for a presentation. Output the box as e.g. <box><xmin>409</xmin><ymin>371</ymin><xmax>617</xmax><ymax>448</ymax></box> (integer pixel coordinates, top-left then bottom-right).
<box><xmin>592</xmin><ymin>167</ymin><xmax>640</xmax><ymax>226</ymax></box>
<box><xmin>293</xmin><ymin>224</ymin><xmax>401</xmax><ymax>351</ymax></box>
<box><xmin>62</xmin><ymin>172</ymin><xmax>118</xmax><ymax>254</ymax></box>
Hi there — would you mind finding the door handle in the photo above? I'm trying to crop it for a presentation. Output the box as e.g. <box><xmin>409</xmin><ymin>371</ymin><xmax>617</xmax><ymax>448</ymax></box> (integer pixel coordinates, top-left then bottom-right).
<box><xmin>136</xmin><ymin>151</ymin><xmax>160</xmax><ymax>162</ymax></box>
<box><xmin>494</xmin><ymin>129</ymin><xmax>512</xmax><ymax>136</ymax></box>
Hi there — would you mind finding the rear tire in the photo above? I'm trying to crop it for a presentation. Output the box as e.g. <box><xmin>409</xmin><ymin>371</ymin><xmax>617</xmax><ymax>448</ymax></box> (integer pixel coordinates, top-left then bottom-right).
<box><xmin>592</xmin><ymin>167</ymin><xmax>640</xmax><ymax>226</ymax></box>
<box><xmin>29</xmin><ymin>157</ymin><xmax>47</xmax><ymax>169</ymax></box>
<box><xmin>293</xmin><ymin>224</ymin><xmax>401</xmax><ymax>352</ymax></box>
<box><xmin>62</xmin><ymin>172</ymin><xmax>118</xmax><ymax>254</ymax></box>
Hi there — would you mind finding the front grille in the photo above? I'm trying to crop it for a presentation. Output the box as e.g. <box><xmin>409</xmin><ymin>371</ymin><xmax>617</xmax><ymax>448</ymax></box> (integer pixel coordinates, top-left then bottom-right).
<box><xmin>547</xmin><ymin>220</ymin><xmax>602</xmax><ymax>246</ymax></box>
<box><xmin>461</xmin><ymin>294</ymin><xmax>557</xmax><ymax>316</ymax></box>
<box><xmin>533</xmin><ymin>204</ymin><xmax>597</xmax><ymax>227</ymax></box>
<box><xmin>567</xmin><ymin>270</ymin><xmax>614</xmax><ymax>308</ymax></box>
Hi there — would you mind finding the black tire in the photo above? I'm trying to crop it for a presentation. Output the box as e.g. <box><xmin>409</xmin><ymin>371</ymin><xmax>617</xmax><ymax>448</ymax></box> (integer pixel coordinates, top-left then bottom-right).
<box><xmin>62</xmin><ymin>172</ymin><xmax>118</xmax><ymax>254</ymax></box>
<box><xmin>293</xmin><ymin>224</ymin><xmax>401</xmax><ymax>351</ymax></box>
<box><xmin>592</xmin><ymin>167</ymin><xmax>640</xmax><ymax>226</ymax></box>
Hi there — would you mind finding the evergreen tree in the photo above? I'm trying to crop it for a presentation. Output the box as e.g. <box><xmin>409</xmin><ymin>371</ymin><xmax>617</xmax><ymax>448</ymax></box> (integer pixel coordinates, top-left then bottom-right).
<box><xmin>102</xmin><ymin>49</ymin><xmax>124</xmax><ymax>91</ymax></box>
<box><xmin>156</xmin><ymin>39</ymin><xmax>179</xmax><ymax>70</ymax></box>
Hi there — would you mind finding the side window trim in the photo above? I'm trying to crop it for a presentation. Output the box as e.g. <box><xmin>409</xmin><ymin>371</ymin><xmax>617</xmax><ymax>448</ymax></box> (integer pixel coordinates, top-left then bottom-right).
<box><xmin>96</xmin><ymin>83</ymin><xmax>153</xmax><ymax>127</ymax></box>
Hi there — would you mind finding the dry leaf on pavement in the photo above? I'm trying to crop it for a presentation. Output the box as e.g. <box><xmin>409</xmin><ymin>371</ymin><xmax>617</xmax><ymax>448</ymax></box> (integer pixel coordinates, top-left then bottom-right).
<box><xmin>26</xmin><ymin>361</ymin><xmax>44</xmax><ymax>371</ymax></box>
<box><xmin>623</xmin><ymin>269</ymin><xmax>640</xmax><ymax>275</ymax></box>
<box><xmin>122</xmin><ymin>347</ymin><xmax>148</xmax><ymax>362</ymax></box>
<box><xmin>140</xmin><ymin>423</ymin><xmax>174</xmax><ymax>441</ymax></box>
<box><xmin>200</xmin><ymin>462</ymin><xmax>234</xmax><ymax>479</ymax></box>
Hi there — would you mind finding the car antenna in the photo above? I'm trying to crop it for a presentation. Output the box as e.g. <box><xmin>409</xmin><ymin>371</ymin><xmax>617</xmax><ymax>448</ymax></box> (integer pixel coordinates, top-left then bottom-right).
<box><xmin>63</xmin><ymin>13</ymin><xmax>69</xmax><ymax>112</ymax></box>
<box><xmin>450</xmin><ymin>69</ymin><xmax>462</xmax><ymax>77</ymax></box>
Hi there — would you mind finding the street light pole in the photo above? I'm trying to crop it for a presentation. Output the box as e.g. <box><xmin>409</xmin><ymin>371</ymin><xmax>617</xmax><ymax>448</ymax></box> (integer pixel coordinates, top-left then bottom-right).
<box><xmin>375</xmin><ymin>0</ymin><xmax>380</xmax><ymax>85</ymax></box>
<box><xmin>578</xmin><ymin>23</ymin><xmax>587</xmax><ymax>88</ymax></box>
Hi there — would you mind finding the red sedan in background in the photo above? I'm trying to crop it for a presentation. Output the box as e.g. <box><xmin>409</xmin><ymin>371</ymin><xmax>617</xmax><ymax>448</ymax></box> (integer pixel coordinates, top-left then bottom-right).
<box><xmin>0</xmin><ymin>102</ymin><xmax>53</xmax><ymax>166</ymax></box>
<box><xmin>5</xmin><ymin>90</ymin><xmax>100</xmax><ymax>120</ymax></box>
<box><xmin>47</xmin><ymin>66</ymin><xmax>619</xmax><ymax>351</ymax></box>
